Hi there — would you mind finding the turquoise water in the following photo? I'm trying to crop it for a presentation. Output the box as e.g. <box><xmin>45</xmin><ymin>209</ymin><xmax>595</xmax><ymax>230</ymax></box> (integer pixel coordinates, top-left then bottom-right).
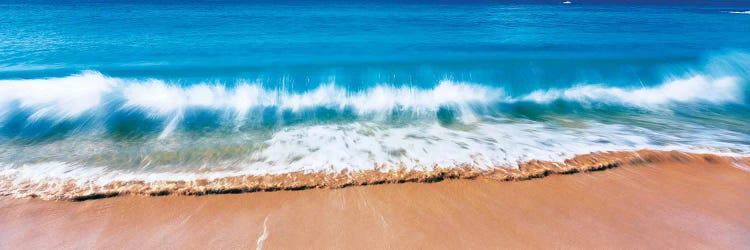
<box><xmin>0</xmin><ymin>1</ymin><xmax>749</xmax><ymax>185</ymax></box>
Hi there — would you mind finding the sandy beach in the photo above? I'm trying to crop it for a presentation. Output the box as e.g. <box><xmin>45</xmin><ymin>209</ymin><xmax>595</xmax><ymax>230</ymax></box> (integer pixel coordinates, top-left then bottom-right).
<box><xmin>1</xmin><ymin>151</ymin><xmax>749</xmax><ymax>249</ymax></box>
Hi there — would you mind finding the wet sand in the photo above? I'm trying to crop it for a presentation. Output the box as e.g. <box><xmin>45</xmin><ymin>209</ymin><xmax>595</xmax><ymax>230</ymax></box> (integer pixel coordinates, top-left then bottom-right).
<box><xmin>1</xmin><ymin>152</ymin><xmax>750</xmax><ymax>249</ymax></box>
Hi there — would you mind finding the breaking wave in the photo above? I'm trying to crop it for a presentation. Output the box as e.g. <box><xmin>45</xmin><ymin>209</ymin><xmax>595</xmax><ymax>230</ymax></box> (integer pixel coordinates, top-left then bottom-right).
<box><xmin>0</xmin><ymin>52</ymin><xmax>748</xmax><ymax>199</ymax></box>
<box><xmin>0</xmin><ymin>70</ymin><xmax>745</xmax><ymax>131</ymax></box>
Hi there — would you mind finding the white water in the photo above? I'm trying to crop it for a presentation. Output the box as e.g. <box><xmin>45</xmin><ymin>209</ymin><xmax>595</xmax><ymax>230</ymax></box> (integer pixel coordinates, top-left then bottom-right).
<box><xmin>0</xmin><ymin>71</ymin><xmax>745</xmax><ymax>123</ymax></box>
<box><xmin>520</xmin><ymin>75</ymin><xmax>743</xmax><ymax>107</ymax></box>
<box><xmin>1</xmin><ymin>120</ymin><xmax>748</xmax><ymax>188</ymax></box>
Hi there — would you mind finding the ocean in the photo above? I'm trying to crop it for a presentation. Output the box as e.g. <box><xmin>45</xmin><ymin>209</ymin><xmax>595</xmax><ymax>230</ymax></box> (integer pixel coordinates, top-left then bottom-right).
<box><xmin>1</xmin><ymin>0</ymin><xmax>749</xmax><ymax>198</ymax></box>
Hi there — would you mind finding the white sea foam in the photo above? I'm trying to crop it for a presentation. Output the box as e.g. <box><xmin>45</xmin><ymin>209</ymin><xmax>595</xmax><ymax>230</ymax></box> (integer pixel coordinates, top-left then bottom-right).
<box><xmin>0</xmin><ymin>71</ymin><xmax>745</xmax><ymax>124</ymax></box>
<box><xmin>519</xmin><ymin>75</ymin><xmax>744</xmax><ymax>107</ymax></box>
<box><xmin>1</xmin><ymin>121</ymin><xmax>747</xmax><ymax>189</ymax></box>
<box><xmin>0</xmin><ymin>71</ymin><xmax>116</xmax><ymax>120</ymax></box>
<box><xmin>121</xmin><ymin>80</ymin><xmax>502</xmax><ymax>117</ymax></box>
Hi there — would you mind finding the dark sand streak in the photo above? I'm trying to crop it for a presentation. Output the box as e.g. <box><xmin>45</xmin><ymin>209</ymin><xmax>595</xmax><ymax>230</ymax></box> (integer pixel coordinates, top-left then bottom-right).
<box><xmin>1</xmin><ymin>150</ymin><xmax>749</xmax><ymax>201</ymax></box>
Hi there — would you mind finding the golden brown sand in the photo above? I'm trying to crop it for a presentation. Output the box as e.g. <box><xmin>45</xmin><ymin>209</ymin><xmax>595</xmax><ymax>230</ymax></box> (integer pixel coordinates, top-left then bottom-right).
<box><xmin>1</xmin><ymin>151</ymin><xmax>749</xmax><ymax>249</ymax></box>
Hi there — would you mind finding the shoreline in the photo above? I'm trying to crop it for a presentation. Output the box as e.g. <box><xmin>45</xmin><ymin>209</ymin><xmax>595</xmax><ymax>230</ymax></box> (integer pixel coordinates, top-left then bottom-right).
<box><xmin>2</xmin><ymin>149</ymin><xmax>750</xmax><ymax>201</ymax></box>
<box><xmin>1</xmin><ymin>151</ymin><xmax>749</xmax><ymax>248</ymax></box>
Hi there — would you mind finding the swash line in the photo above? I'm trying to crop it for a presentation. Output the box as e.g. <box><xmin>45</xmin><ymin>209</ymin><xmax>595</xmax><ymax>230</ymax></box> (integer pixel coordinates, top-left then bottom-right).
<box><xmin>256</xmin><ymin>215</ymin><xmax>270</xmax><ymax>250</ymax></box>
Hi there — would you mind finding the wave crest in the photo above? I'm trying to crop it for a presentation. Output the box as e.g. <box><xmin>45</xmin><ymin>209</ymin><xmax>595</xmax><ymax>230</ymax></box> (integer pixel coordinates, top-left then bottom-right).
<box><xmin>519</xmin><ymin>75</ymin><xmax>743</xmax><ymax>107</ymax></box>
<box><xmin>1</xmin><ymin>71</ymin><xmax>745</xmax><ymax>117</ymax></box>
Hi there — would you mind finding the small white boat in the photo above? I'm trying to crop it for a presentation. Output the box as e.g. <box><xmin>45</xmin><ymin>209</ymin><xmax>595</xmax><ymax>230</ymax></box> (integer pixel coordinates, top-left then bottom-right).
<box><xmin>563</xmin><ymin>1</ymin><xmax>572</xmax><ymax>4</ymax></box>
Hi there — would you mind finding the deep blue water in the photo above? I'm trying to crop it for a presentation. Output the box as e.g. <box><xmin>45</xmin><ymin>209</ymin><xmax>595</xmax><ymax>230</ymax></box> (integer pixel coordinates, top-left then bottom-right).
<box><xmin>0</xmin><ymin>1</ymin><xmax>749</xmax><ymax>183</ymax></box>
<box><xmin>2</xmin><ymin>2</ymin><xmax>749</xmax><ymax>87</ymax></box>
